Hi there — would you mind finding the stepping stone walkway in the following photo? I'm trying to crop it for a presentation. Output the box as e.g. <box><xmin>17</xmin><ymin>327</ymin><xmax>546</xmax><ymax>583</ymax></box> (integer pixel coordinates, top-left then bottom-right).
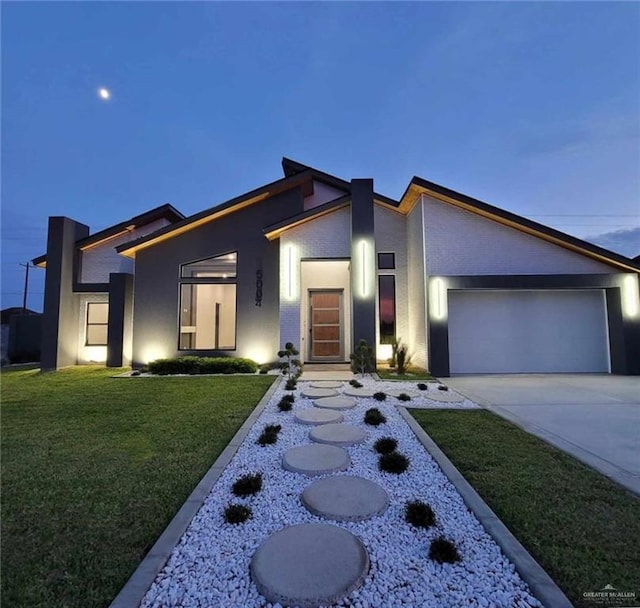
<box><xmin>250</xmin><ymin>523</ymin><xmax>369</xmax><ymax>608</ymax></box>
<box><xmin>302</xmin><ymin>475</ymin><xmax>389</xmax><ymax>522</ymax></box>
<box><xmin>386</xmin><ymin>389</ymin><xmax>420</xmax><ymax>399</ymax></box>
<box><xmin>343</xmin><ymin>387</ymin><xmax>376</xmax><ymax>398</ymax></box>
<box><xmin>282</xmin><ymin>444</ymin><xmax>350</xmax><ymax>476</ymax></box>
<box><xmin>295</xmin><ymin>408</ymin><xmax>344</xmax><ymax>425</ymax></box>
<box><xmin>310</xmin><ymin>381</ymin><xmax>343</xmax><ymax>389</ymax></box>
<box><xmin>313</xmin><ymin>396</ymin><xmax>357</xmax><ymax>410</ymax></box>
<box><xmin>301</xmin><ymin>387</ymin><xmax>339</xmax><ymax>399</ymax></box>
<box><xmin>425</xmin><ymin>390</ymin><xmax>465</xmax><ymax>403</ymax></box>
<box><xmin>310</xmin><ymin>423</ymin><xmax>367</xmax><ymax>447</ymax></box>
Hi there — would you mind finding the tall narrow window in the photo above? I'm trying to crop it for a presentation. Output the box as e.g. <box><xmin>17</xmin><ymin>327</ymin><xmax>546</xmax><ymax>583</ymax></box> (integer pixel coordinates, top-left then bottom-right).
<box><xmin>378</xmin><ymin>275</ymin><xmax>396</xmax><ymax>344</ymax></box>
<box><xmin>86</xmin><ymin>302</ymin><xmax>109</xmax><ymax>346</ymax></box>
<box><xmin>179</xmin><ymin>253</ymin><xmax>237</xmax><ymax>350</ymax></box>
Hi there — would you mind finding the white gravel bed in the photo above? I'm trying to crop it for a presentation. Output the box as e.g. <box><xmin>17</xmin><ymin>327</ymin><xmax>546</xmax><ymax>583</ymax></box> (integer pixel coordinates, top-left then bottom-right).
<box><xmin>141</xmin><ymin>378</ymin><xmax>541</xmax><ymax>608</ymax></box>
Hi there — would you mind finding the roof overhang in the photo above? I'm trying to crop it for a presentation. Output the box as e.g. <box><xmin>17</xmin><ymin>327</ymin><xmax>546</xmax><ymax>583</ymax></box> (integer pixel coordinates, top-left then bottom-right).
<box><xmin>401</xmin><ymin>177</ymin><xmax>640</xmax><ymax>274</ymax></box>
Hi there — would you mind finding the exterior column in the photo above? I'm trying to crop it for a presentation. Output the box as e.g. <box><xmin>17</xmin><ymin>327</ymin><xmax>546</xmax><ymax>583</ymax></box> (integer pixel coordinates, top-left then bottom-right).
<box><xmin>40</xmin><ymin>217</ymin><xmax>89</xmax><ymax>371</ymax></box>
<box><xmin>107</xmin><ymin>273</ymin><xmax>134</xmax><ymax>367</ymax></box>
<box><xmin>350</xmin><ymin>178</ymin><xmax>377</xmax><ymax>362</ymax></box>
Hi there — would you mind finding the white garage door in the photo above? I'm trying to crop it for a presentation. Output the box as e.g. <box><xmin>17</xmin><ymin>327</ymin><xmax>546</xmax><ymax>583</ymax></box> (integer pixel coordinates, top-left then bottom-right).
<box><xmin>448</xmin><ymin>290</ymin><xmax>610</xmax><ymax>374</ymax></box>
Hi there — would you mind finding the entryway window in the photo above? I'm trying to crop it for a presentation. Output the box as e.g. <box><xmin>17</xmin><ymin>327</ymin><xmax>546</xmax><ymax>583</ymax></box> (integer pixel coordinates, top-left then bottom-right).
<box><xmin>378</xmin><ymin>275</ymin><xmax>396</xmax><ymax>344</ymax></box>
<box><xmin>179</xmin><ymin>252</ymin><xmax>237</xmax><ymax>350</ymax></box>
<box><xmin>86</xmin><ymin>302</ymin><xmax>109</xmax><ymax>346</ymax></box>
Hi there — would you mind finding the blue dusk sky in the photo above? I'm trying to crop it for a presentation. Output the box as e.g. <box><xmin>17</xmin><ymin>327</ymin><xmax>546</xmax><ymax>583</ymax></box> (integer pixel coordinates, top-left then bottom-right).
<box><xmin>2</xmin><ymin>1</ymin><xmax>639</xmax><ymax>311</ymax></box>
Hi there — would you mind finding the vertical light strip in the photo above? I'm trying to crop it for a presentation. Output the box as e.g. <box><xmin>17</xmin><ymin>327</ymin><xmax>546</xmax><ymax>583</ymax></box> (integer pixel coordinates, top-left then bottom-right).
<box><xmin>361</xmin><ymin>240</ymin><xmax>367</xmax><ymax>297</ymax></box>
<box><xmin>623</xmin><ymin>274</ymin><xmax>639</xmax><ymax>317</ymax></box>
<box><xmin>288</xmin><ymin>245</ymin><xmax>293</xmax><ymax>299</ymax></box>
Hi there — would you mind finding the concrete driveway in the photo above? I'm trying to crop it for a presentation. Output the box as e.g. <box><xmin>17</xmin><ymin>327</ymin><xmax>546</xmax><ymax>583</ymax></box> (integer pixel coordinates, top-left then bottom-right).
<box><xmin>442</xmin><ymin>375</ymin><xmax>640</xmax><ymax>496</ymax></box>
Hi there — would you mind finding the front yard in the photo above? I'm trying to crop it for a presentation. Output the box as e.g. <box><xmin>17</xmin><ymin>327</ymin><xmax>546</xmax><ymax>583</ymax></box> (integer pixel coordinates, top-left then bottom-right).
<box><xmin>0</xmin><ymin>367</ymin><xmax>274</xmax><ymax>608</ymax></box>
<box><xmin>410</xmin><ymin>409</ymin><xmax>640</xmax><ymax>608</ymax></box>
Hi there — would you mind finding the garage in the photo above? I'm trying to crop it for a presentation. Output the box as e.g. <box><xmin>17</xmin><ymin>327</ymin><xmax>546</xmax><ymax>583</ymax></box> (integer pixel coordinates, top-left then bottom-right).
<box><xmin>447</xmin><ymin>290</ymin><xmax>610</xmax><ymax>374</ymax></box>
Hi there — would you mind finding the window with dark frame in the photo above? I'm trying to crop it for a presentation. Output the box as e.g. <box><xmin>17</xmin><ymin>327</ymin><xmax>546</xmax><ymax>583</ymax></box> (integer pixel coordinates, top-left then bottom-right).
<box><xmin>378</xmin><ymin>252</ymin><xmax>395</xmax><ymax>270</ymax></box>
<box><xmin>378</xmin><ymin>275</ymin><xmax>396</xmax><ymax>344</ymax></box>
<box><xmin>179</xmin><ymin>252</ymin><xmax>238</xmax><ymax>350</ymax></box>
<box><xmin>86</xmin><ymin>302</ymin><xmax>109</xmax><ymax>346</ymax></box>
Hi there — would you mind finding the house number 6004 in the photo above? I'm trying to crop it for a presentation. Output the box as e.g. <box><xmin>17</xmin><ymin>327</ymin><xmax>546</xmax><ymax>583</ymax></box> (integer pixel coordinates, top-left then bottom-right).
<box><xmin>255</xmin><ymin>269</ymin><xmax>263</xmax><ymax>306</ymax></box>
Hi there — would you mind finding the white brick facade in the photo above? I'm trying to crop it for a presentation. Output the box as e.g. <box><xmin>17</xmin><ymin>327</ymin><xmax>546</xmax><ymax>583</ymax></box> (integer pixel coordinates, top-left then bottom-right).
<box><xmin>422</xmin><ymin>195</ymin><xmax>615</xmax><ymax>275</ymax></box>
<box><xmin>80</xmin><ymin>218</ymin><xmax>171</xmax><ymax>283</ymax></box>
<box><xmin>406</xmin><ymin>204</ymin><xmax>428</xmax><ymax>369</ymax></box>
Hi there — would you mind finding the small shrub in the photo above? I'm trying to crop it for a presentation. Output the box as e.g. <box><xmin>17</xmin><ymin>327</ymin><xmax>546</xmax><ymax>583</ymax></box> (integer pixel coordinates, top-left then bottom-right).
<box><xmin>397</xmin><ymin>393</ymin><xmax>411</xmax><ymax>402</ymax></box>
<box><xmin>281</xmin><ymin>394</ymin><xmax>295</xmax><ymax>403</ymax></box>
<box><xmin>373</xmin><ymin>392</ymin><xmax>387</xmax><ymax>401</ymax></box>
<box><xmin>395</xmin><ymin>340</ymin><xmax>412</xmax><ymax>375</ymax></box>
<box><xmin>232</xmin><ymin>473</ymin><xmax>263</xmax><ymax>498</ymax></box>
<box><xmin>223</xmin><ymin>503</ymin><xmax>252</xmax><ymax>524</ymax></box>
<box><xmin>278</xmin><ymin>342</ymin><xmax>303</xmax><ymax>381</ymax></box>
<box><xmin>349</xmin><ymin>379</ymin><xmax>363</xmax><ymax>388</ymax></box>
<box><xmin>278</xmin><ymin>397</ymin><xmax>293</xmax><ymax>412</ymax></box>
<box><xmin>417</xmin><ymin>383</ymin><xmax>428</xmax><ymax>391</ymax></box>
<box><xmin>379</xmin><ymin>451</ymin><xmax>409</xmax><ymax>474</ymax></box>
<box><xmin>373</xmin><ymin>437</ymin><xmax>398</xmax><ymax>454</ymax></box>
<box><xmin>259</xmin><ymin>365</ymin><xmax>270</xmax><ymax>374</ymax></box>
<box><xmin>350</xmin><ymin>339</ymin><xmax>375</xmax><ymax>374</ymax></box>
<box><xmin>437</xmin><ymin>385</ymin><xmax>449</xmax><ymax>392</ymax></box>
<box><xmin>131</xmin><ymin>370</ymin><xmax>142</xmax><ymax>377</ymax></box>
<box><xmin>364</xmin><ymin>408</ymin><xmax>387</xmax><ymax>426</ymax></box>
<box><xmin>257</xmin><ymin>424</ymin><xmax>282</xmax><ymax>446</ymax></box>
<box><xmin>429</xmin><ymin>537</ymin><xmax>461</xmax><ymax>563</ymax></box>
<box><xmin>405</xmin><ymin>500</ymin><xmax>435</xmax><ymax>529</ymax></box>
<box><xmin>285</xmin><ymin>378</ymin><xmax>297</xmax><ymax>391</ymax></box>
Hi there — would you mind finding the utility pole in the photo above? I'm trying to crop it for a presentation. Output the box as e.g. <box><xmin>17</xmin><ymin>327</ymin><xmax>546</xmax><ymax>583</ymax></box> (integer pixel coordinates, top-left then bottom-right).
<box><xmin>19</xmin><ymin>262</ymin><xmax>31</xmax><ymax>313</ymax></box>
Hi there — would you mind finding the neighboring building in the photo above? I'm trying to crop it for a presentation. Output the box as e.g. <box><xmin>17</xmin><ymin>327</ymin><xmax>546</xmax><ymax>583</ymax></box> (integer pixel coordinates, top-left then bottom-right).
<box><xmin>1</xmin><ymin>307</ymin><xmax>42</xmax><ymax>365</ymax></box>
<box><xmin>33</xmin><ymin>158</ymin><xmax>640</xmax><ymax>375</ymax></box>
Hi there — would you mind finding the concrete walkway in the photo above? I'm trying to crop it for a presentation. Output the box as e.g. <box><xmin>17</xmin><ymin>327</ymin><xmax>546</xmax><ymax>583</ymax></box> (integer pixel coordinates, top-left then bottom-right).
<box><xmin>443</xmin><ymin>374</ymin><xmax>640</xmax><ymax>496</ymax></box>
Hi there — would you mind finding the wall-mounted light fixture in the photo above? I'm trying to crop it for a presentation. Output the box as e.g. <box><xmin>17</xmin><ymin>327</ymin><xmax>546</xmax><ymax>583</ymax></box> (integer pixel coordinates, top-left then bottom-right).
<box><xmin>430</xmin><ymin>277</ymin><xmax>447</xmax><ymax>321</ymax></box>
<box><xmin>284</xmin><ymin>244</ymin><xmax>298</xmax><ymax>301</ymax></box>
<box><xmin>623</xmin><ymin>274</ymin><xmax>639</xmax><ymax>318</ymax></box>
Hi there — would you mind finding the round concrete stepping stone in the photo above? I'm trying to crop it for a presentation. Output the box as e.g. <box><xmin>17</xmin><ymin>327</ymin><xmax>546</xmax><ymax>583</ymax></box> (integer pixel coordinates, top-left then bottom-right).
<box><xmin>313</xmin><ymin>396</ymin><xmax>357</xmax><ymax>410</ymax></box>
<box><xmin>310</xmin><ymin>381</ymin><xmax>343</xmax><ymax>389</ymax></box>
<box><xmin>386</xmin><ymin>389</ymin><xmax>420</xmax><ymax>399</ymax></box>
<box><xmin>343</xmin><ymin>387</ymin><xmax>375</xmax><ymax>398</ymax></box>
<box><xmin>301</xmin><ymin>387</ymin><xmax>339</xmax><ymax>398</ymax></box>
<box><xmin>295</xmin><ymin>408</ymin><xmax>344</xmax><ymax>425</ymax></box>
<box><xmin>251</xmin><ymin>523</ymin><xmax>369</xmax><ymax>608</ymax></box>
<box><xmin>426</xmin><ymin>389</ymin><xmax>465</xmax><ymax>403</ymax></box>
<box><xmin>301</xmin><ymin>475</ymin><xmax>389</xmax><ymax>522</ymax></box>
<box><xmin>309</xmin><ymin>423</ymin><xmax>367</xmax><ymax>446</ymax></box>
<box><xmin>282</xmin><ymin>444</ymin><xmax>350</xmax><ymax>476</ymax></box>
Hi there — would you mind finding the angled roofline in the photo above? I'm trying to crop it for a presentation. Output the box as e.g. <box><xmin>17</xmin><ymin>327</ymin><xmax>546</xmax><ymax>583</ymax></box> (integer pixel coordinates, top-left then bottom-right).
<box><xmin>116</xmin><ymin>169</ymin><xmax>316</xmax><ymax>258</ymax></box>
<box><xmin>31</xmin><ymin>203</ymin><xmax>184</xmax><ymax>268</ymax></box>
<box><xmin>281</xmin><ymin>157</ymin><xmax>399</xmax><ymax>208</ymax></box>
<box><xmin>263</xmin><ymin>195</ymin><xmax>352</xmax><ymax>241</ymax></box>
<box><xmin>401</xmin><ymin>176</ymin><xmax>640</xmax><ymax>273</ymax></box>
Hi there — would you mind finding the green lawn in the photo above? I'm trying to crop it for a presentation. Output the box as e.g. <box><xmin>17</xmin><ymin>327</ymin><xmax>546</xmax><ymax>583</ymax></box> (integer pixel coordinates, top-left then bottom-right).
<box><xmin>410</xmin><ymin>409</ymin><xmax>640</xmax><ymax>608</ymax></box>
<box><xmin>1</xmin><ymin>367</ymin><xmax>274</xmax><ymax>608</ymax></box>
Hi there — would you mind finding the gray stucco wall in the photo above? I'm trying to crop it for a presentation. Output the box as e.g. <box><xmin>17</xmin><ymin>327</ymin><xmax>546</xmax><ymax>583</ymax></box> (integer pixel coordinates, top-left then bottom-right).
<box><xmin>131</xmin><ymin>187</ymin><xmax>305</xmax><ymax>367</ymax></box>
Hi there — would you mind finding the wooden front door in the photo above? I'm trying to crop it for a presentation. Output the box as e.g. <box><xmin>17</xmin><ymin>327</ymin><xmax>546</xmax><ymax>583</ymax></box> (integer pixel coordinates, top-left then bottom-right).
<box><xmin>309</xmin><ymin>291</ymin><xmax>343</xmax><ymax>361</ymax></box>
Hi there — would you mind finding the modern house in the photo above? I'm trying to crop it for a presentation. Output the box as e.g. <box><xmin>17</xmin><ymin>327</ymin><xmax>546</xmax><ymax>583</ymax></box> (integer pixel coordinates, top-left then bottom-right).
<box><xmin>33</xmin><ymin>158</ymin><xmax>640</xmax><ymax>376</ymax></box>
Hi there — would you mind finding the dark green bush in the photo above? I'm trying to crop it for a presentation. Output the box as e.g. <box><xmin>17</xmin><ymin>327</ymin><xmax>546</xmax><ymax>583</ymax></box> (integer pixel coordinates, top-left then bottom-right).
<box><xmin>373</xmin><ymin>392</ymin><xmax>387</xmax><ymax>401</ymax></box>
<box><xmin>417</xmin><ymin>383</ymin><xmax>428</xmax><ymax>391</ymax></box>
<box><xmin>364</xmin><ymin>408</ymin><xmax>387</xmax><ymax>426</ymax></box>
<box><xmin>437</xmin><ymin>385</ymin><xmax>449</xmax><ymax>392</ymax></box>
<box><xmin>278</xmin><ymin>397</ymin><xmax>293</xmax><ymax>412</ymax></box>
<box><xmin>349</xmin><ymin>379</ymin><xmax>363</xmax><ymax>388</ymax></box>
<box><xmin>379</xmin><ymin>451</ymin><xmax>409</xmax><ymax>474</ymax></box>
<box><xmin>285</xmin><ymin>378</ymin><xmax>297</xmax><ymax>391</ymax></box>
<box><xmin>405</xmin><ymin>500</ymin><xmax>435</xmax><ymax>529</ymax></box>
<box><xmin>130</xmin><ymin>370</ymin><xmax>142</xmax><ymax>377</ymax></box>
<box><xmin>223</xmin><ymin>503</ymin><xmax>252</xmax><ymax>524</ymax></box>
<box><xmin>373</xmin><ymin>437</ymin><xmax>397</xmax><ymax>454</ymax></box>
<box><xmin>232</xmin><ymin>473</ymin><xmax>263</xmax><ymax>498</ymax></box>
<box><xmin>429</xmin><ymin>537</ymin><xmax>461</xmax><ymax>563</ymax></box>
<box><xmin>257</xmin><ymin>424</ymin><xmax>282</xmax><ymax>446</ymax></box>
<box><xmin>397</xmin><ymin>393</ymin><xmax>411</xmax><ymax>402</ymax></box>
<box><xmin>148</xmin><ymin>356</ymin><xmax>257</xmax><ymax>375</ymax></box>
